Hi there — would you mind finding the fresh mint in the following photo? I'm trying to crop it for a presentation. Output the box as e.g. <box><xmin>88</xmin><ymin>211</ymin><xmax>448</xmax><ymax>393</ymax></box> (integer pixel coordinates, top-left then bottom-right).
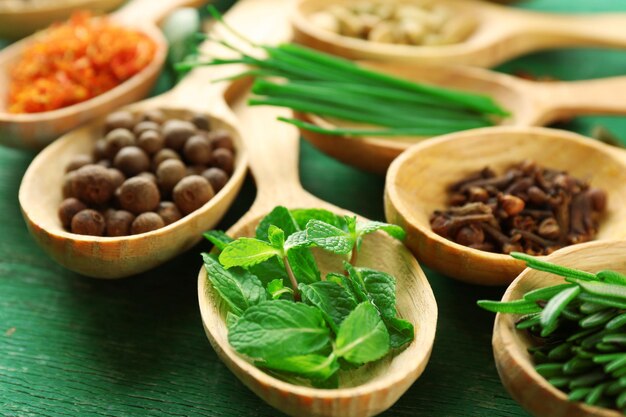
<box><xmin>219</xmin><ymin>237</ymin><xmax>283</xmax><ymax>268</ymax></box>
<box><xmin>300</xmin><ymin>281</ymin><xmax>357</xmax><ymax>333</ymax></box>
<box><xmin>228</xmin><ymin>300</ymin><xmax>331</xmax><ymax>359</ymax></box>
<box><xmin>201</xmin><ymin>206</ymin><xmax>415</xmax><ymax>387</ymax></box>
<box><xmin>335</xmin><ymin>302</ymin><xmax>390</xmax><ymax>364</ymax></box>
<box><xmin>202</xmin><ymin>253</ymin><xmax>266</xmax><ymax>316</ymax></box>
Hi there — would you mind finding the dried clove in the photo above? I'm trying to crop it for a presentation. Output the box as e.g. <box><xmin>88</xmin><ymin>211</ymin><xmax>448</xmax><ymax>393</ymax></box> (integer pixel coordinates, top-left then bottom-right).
<box><xmin>430</xmin><ymin>160</ymin><xmax>607</xmax><ymax>255</ymax></box>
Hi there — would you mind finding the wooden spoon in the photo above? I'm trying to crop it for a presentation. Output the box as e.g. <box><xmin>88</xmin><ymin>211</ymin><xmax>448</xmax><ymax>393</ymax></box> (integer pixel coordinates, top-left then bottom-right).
<box><xmin>0</xmin><ymin>0</ymin><xmax>126</xmax><ymax>40</ymax></box>
<box><xmin>17</xmin><ymin>56</ymin><xmax>251</xmax><ymax>278</ymax></box>
<box><xmin>292</xmin><ymin>0</ymin><xmax>626</xmax><ymax>67</ymax></box>
<box><xmin>492</xmin><ymin>240</ymin><xmax>626</xmax><ymax>417</ymax></box>
<box><xmin>296</xmin><ymin>61</ymin><xmax>626</xmax><ymax>174</ymax></box>
<box><xmin>194</xmin><ymin>2</ymin><xmax>436</xmax><ymax>416</ymax></box>
<box><xmin>384</xmin><ymin>126</ymin><xmax>626</xmax><ymax>286</ymax></box>
<box><xmin>0</xmin><ymin>0</ymin><xmax>205</xmax><ymax>150</ymax></box>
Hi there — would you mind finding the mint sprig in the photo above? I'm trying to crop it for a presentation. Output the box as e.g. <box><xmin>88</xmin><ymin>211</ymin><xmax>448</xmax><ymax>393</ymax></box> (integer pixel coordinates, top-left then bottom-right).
<box><xmin>201</xmin><ymin>206</ymin><xmax>414</xmax><ymax>387</ymax></box>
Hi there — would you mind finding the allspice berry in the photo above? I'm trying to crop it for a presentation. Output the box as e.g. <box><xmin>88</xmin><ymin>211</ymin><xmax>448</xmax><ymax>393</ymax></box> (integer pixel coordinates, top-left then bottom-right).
<box><xmin>157</xmin><ymin>159</ymin><xmax>186</xmax><ymax>194</ymax></box>
<box><xmin>65</xmin><ymin>154</ymin><xmax>93</xmax><ymax>172</ymax></box>
<box><xmin>152</xmin><ymin>148</ymin><xmax>181</xmax><ymax>170</ymax></box>
<box><xmin>137</xmin><ymin>130</ymin><xmax>164</xmax><ymax>155</ymax></box>
<box><xmin>202</xmin><ymin>168</ymin><xmax>229</xmax><ymax>193</ymax></box>
<box><xmin>72</xmin><ymin>165</ymin><xmax>115</xmax><ymax>205</ymax></box>
<box><xmin>107</xmin><ymin>168</ymin><xmax>126</xmax><ymax>189</ymax></box>
<box><xmin>162</xmin><ymin>119</ymin><xmax>196</xmax><ymax>150</ymax></box>
<box><xmin>140</xmin><ymin>109</ymin><xmax>165</xmax><ymax>124</ymax></box>
<box><xmin>71</xmin><ymin>209</ymin><xmax>106</xmax><ymax>236</ymax></box>
<box><xmin>104</xmin><ymin>111</ymin><xmax>135</xmax><ymax>134</ymax></box>
<box><xmin>93</xmin><ymin>140</ymin><xmax>107</xmax><ymax>160</ymax></box>
<box><xmin>183</xmin><ymin>135</ymin><xmax>213</xmax><ymax>165</ymax></box>
<box><xmin>106</xmin><ymin>210</ymin><xmax>136</xmax><ymax>237</ymax></box>
<box><xmin>208</xmin><ymin>130</ymin><xmax>235</xmax><ymax>152</ymax></box>
<box><xmin>131</xmin><ymin>212</ymin><xmax>165</xmax><ymax>234</ymax></box>
<box><xmin>173</xmin><ymin>175</ymin><xmax>214</xmax><ymax>215</ymax></box>
<box><xmin>62</xmin><ymin>171</ymin><xmax>78</xmax><ymax>199</ymax></box>
<box><xmin>133</xmin><ymin>121</ymin><xmax>160</xmax><ymax>137</ymax></box>
<box><xmin>113</xmin><ymin>146</ymin><xmax>150</xmax><ymax>176</ymax></box>
<box><xmin>157</xmin><ymin>201</ymin><xmax>182</xmax><ymax>225</ymax></box>
<box><xmin>212</xmin><ymin>148</ymin><xmax>234</xmax><ymax>174</ymax></box>
<box><xmin>104</xmin><ymin>128</ymin><xmax>135</xmax><ymax>158</ymax></box>
<box><xmin>58</xmin><ymin>198</ymin><xmax>87</xmax><ymax>228</ymax></box>
<box><xmin>191</xmin><ymin>113</ymin><xmax>210</xmax><ymax>131</ymax></box>
<box><xmin>118</xmin><ymin>177</ymin><xmax>160</xmax><ymax>214</ymax></box>
<box><xmin>137</xmin><ymin>172</ymin><xmax>157</xmax><ymax>183</ymax></box>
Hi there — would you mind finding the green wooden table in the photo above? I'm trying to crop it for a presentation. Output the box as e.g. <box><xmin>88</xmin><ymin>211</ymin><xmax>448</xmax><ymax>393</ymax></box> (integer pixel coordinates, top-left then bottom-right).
<box><xmin>2</xmin><ymin>1</ymin><xmax>626</xmax><ymax>416</ymax></box>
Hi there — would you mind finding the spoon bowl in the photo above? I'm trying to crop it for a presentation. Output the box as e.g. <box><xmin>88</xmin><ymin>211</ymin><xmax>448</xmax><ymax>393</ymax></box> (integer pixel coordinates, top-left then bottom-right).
<box><xmin>384</xmin><ymin>126</ymin><xmax>626</xmax><ymax>285</ymax></box>
<box><xmin>18</xmin><ymin>63</ymin><xmax>249</xmax><ymax>278</ymax></box>
<box><xmin>0</xmin><ymin>0</ymin><xmax>204</xmax><ymax>150</ymax></box>
<box><xmin>492</xmin><ymin>240</ymin><xmax>626</xmax><ymax>417</ymax></box>
<box><xmin>292</xmin><ymin>0</ymin><xmax>626</xmax><ymax>68</ymax></box>
<box><xmin>0</xmin><ymin>0</ymin><xmax>126</xmax><ymax>40</ymax></box>
<box><xmin>296</xmin><ymin>61</ymin><xmax>626</xmax><ymax>173</ymax></box>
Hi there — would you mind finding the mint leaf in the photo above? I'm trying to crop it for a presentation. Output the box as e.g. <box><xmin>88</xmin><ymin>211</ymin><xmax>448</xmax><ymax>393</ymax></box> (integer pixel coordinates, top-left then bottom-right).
<box><xmin>357</xmin><ymin>221</ymin><xmax>406</xmax><ymax>240</ymax></box>
<box><xmin>257</xmin><ymin>354</ymin><xmax>339</xmax><ymax>381</ymax></box>
<box><xmin>335</xmin><ymin>302</ymin><xmax>390</xmax><ymax>364</ymax></box>
<box><xmin>202</xmin><ymin>253</ymin><xmax>266</xmax><ymax>316</ymax></box>
<box><xmin>299</xmin><ymin>281</ymin><xmax>357</xmax><ymax>333</ymax></box>
<box><xmin>343</xmin><ymin>262</ymin><xmax>368</xmax><ymax>303</ymax></box>
<box><xmin>219</xmin><ymin>238</ymin><xmax>282</xmax><ymax>268</ymax></box>
<box><xmin>326</xmin><ymin>272</ymin><xmax>344</xmax><ymax>286</ymax></box>
<box><xmin>290</xmin><ymin>208</ymin><xmax>346</xmax><ymax>231</ymax></box>
<box><xmin>267</xmin><ymin>225</ymin><xmax>285</xmax><ymax>249</ymax></box>
<box><xmin>287</xmin><ymin>247</ymin><xmax>320</xmax><ymax>284</ymax></box>
<box><xmin>360</xmin><ymin>268</ymin><xmax>397</xmax><ymax>318</ymax></box>
<box><xmin>384</xmin><ymin>317</ymin><xmax>414</xmax><ymax>349</ymax></box>
<box><xmin>228</xmin><ymin>300</ymin><xmax>331</xmax><ymax>359</ymax></box>
<box><xmin>345</xmin><ymin>216</ymin><xmax>357</xmax><ymax>235</ymax></box>
<box><xmin>256</xmin><ymin>206</ymin><xmax>299</xmax><ymax>241</ymax></box>
<box><xmin>226</xmin><ymin>311</ymin><xmax>240</xmax><ymax>328</ymax></box>
<box><xmin>284</xmin><ymin>231</ymin><xmax>311</xmax><ymax>250</ymax></box>
<box><xmin>203</xmin><ymin>230</ymin><xmax>233</xmax><ymax>251</ymax></box>
<box><xmin>305</xmin><ymin>220</ymin><xmax>354</xmax><ymax>254</ymax></box>
<box><xmin>248</xmin><ymin>257</ymin><xmax>288</xmax><ymax>287</ymax></box>
<box><xmin>267</xmin><ymin>279</ymin><xmax>293</xmax><ymax>300</ymax></box>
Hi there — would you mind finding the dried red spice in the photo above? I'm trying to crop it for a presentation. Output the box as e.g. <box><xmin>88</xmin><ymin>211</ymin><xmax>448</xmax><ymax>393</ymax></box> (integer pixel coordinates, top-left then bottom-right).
<box><xmin>8</xmin><ymin>12</ymin><xmax>156</xmax><ymax>113</ymax></box>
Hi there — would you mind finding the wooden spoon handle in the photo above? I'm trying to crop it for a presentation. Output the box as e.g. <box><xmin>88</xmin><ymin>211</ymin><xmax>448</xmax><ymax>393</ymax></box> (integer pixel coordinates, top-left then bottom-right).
<box><xmin>112</xmin><ymin>0</ymin><xmax>205</xmax><ymax>25</ymax></box>
<box><xmin>529</xmin><ymin>77</ymin><xmax>626</xmax><ymax>125</ymax></box>
<box><xmin>512</xmin><ymin>12</ymin><xmax>626</xmax><ymax>50</ymax></box>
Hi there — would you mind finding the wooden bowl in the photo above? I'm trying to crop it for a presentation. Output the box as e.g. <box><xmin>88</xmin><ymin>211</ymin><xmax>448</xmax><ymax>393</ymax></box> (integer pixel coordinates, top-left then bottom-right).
<box><xmin>198</xmin><ymin>213</ymin><xmax>438</xmax><ymax>417</ymax></box>
<box><xmin>384</xmin><ymin>126</ymin><xmax>626</xmax><ymax>285</ymax></box>
<box><xmin>492</xmin><ymin>240</ymin><xmax>626</xmax><ymax>417</ymax></box>
<box><xmin>18</xmin><ymin>105</ymin><xmax>247</xmax><ymax>278</ymax></box>
<box><xmin>0</xmin><ymin>0</ymin><xmax>205</xmax><ymax>150</ymax></box>
<box><xmin>0</xmin><ymin>0</ymin><xmax>126</xmax><ymax>40</ymax></box>
<box><xmin>291</xmin><ymin>0</ymin><xmax>626</xmax><ymax>68</ymax></box>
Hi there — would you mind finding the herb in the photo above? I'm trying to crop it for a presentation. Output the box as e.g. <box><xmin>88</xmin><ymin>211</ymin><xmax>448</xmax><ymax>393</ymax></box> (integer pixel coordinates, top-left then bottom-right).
<box><xmin>478</xmin><ymin>254</ymin><xmax>626</xmax><ymax>411</ymax></box>
<box><xmin>202</xmin><ymin>206</ymin><xmax>414</xmax><ymax>387</ymax></box>
<box><xmin>176</xmin><ymin>7</ymin><xmax>508</xmax><ymax>138</ymax></box>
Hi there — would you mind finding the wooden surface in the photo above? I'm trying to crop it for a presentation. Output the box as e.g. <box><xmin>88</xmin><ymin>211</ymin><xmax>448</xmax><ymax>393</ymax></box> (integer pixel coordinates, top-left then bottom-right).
<box><xmin>493</xmin><ymin>240</ymin><xmax>626</xmax><ymax>417</ymax></box>
<box><xmin>2</xmin><ymin>0</ymin><xmax>626</xmax><ymax>416</ymax></box>
<box><xmin>385</xmin><ymin>126</ymin><xmax>626</xmax><ymax>285</ymax></box>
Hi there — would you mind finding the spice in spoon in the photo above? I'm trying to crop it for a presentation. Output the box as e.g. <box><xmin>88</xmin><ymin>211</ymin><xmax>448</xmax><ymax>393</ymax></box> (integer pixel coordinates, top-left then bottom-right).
<box><xmin>430</xmin><ymin>160</ymin><xmax>607</xmax><ymax>255</ymax></box>
<box><xmin>478</xmin><ymin>253</ymin><xmax>626</xmax><ymax>412</ymax></box>
<box><xmin>8</xmin><ymin>12</ymin><xmax>157</xmax><ymax>113</ymax></box>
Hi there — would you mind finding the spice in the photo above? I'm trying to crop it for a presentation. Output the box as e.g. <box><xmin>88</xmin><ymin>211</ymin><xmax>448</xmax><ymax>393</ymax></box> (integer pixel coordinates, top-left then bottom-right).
<box><xmin>478</xmin><ymin>253</ymin><xmax>626</xmax><ymax>412</ymax></box>
<box><xmin>310</xmin><ymin>1</ymin><xmax>476</xmax><ymax>46</ymax></box>
<box><xmin>430</xmin><ymin>161</ymin><xmax>607</xmax><ymax>255</ymax></box>
<box><xmin>8</xmin><ymin>12</ymin><xmax>156</xmax><ymax>113</ymax></box>
<box><xmin>202</xmin><ymin>206</ymin><xmax>411</xmax><ymax>388</ymax></box>
<box><xmin>58</xmin><ymin>109</ymin><xmax>237</xmax><ymax>236</ymax></box>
